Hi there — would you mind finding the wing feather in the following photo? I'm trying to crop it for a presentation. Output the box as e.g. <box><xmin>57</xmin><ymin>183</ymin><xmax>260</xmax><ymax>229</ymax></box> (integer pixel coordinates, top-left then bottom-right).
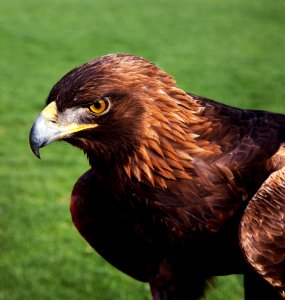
<box><xmin>240</xmin><ymin>164</ymin><xmax>285</xmax><ymax>297</ymax></box>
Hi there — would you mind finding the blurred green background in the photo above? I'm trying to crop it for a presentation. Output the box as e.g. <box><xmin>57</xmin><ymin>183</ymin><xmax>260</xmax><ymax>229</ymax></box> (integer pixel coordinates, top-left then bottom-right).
<box><xmin>0</xmin><ymin>0</ymin><xmax>284</xmax><ymax>299</ymax></box>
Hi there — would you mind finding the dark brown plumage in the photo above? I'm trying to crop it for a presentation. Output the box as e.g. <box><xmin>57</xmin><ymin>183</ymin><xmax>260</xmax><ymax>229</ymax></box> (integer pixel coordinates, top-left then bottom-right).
<box><xmin>29</xmin><ymin>54</ymin><xmax>285</xmax><ymax>299</ymax></box>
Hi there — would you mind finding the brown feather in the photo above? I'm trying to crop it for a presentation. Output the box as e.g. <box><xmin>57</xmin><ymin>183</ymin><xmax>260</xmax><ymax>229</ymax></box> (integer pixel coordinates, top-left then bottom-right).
<box><xmin>36</xmin><ymin>54</ymin><xmax>285</xmax><ymax>299</ymax></box>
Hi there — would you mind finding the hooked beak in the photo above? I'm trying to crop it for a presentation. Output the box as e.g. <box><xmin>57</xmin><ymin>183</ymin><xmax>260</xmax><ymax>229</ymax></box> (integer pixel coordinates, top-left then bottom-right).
<box><xmin>29</xmin><ymin>101</ymin><xmax>97</xmax><ymax>158</ymax></box>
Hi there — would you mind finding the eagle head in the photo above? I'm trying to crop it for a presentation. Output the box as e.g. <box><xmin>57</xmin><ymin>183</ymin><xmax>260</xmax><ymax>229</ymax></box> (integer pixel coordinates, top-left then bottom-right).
<box><xmin>30</xmin><ymin>54</ymin><xmax>202</xmax><ymax>186</ymax></box>
<box><xmin>30</xmin><ymin>55</ymin><xmax>174</xmax><ymax>154</ymax></box>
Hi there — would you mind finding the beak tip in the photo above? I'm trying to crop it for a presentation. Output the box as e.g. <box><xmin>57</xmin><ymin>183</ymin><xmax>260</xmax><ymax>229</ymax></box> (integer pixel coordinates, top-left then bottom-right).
<box><xmin>29</xmin><ymin>138</ymin><xmax>42</xmax><ymax>159</ymax></box>
<box><xmin>29</xmin><ymin>123</ymin><xmax>42</xmax><ymax>159</ymax></box>
<box><xmin>32</xmin><ymin>147</ymin><xmax>41</xmax><ymax>159</ymax></box>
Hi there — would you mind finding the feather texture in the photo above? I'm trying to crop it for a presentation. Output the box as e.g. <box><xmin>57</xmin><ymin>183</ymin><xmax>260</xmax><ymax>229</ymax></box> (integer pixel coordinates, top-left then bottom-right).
<box><xmin>32</xmin><ymin>54</ymin><xmax>285</xmax><ymax>299</ymax></box>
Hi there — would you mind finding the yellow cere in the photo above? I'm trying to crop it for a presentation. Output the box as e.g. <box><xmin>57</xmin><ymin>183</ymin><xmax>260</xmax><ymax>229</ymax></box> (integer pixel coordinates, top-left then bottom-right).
<box><xmin>42</xmin><ymin>101</ymin><xmax>58</xmax><ymax>122</ymax></box>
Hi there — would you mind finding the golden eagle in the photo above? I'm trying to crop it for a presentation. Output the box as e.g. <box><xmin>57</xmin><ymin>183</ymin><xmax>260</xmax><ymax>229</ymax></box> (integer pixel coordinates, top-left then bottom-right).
<box><xmin>30</xmin><ymin>54</ymin><xmax>285</xmax><ymax>299</ymax></box>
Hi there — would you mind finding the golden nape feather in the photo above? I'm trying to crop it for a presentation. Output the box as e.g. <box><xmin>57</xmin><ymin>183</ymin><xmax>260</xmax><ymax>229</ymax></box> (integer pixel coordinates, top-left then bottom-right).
<box><xmin>29</xmin><ymin>54</ymin><xmax>285</xmax><ymax>299</ymax></box>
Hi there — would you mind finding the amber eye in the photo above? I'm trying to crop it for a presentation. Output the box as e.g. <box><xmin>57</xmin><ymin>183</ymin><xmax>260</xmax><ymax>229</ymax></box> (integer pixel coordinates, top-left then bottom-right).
<box><xmin>88</xmin><ymin>98</ymin><xmax>109</xmax><ymax>115</ymax></box>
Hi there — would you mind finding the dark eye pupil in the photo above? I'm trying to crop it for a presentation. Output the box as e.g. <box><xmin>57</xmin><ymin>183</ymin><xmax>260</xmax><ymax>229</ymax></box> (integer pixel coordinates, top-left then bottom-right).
<box><xmin>94</xmin><ymin>101</ymin><xmax>102</xmax><ymax>109</ymax></box>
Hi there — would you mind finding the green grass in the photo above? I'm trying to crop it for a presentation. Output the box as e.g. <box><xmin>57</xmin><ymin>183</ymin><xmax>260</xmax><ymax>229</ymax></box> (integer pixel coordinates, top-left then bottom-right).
<box><xmin>0</xmin><ymin>0</ymin><xmax>284</xmax><ymax>299</ymax></box>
